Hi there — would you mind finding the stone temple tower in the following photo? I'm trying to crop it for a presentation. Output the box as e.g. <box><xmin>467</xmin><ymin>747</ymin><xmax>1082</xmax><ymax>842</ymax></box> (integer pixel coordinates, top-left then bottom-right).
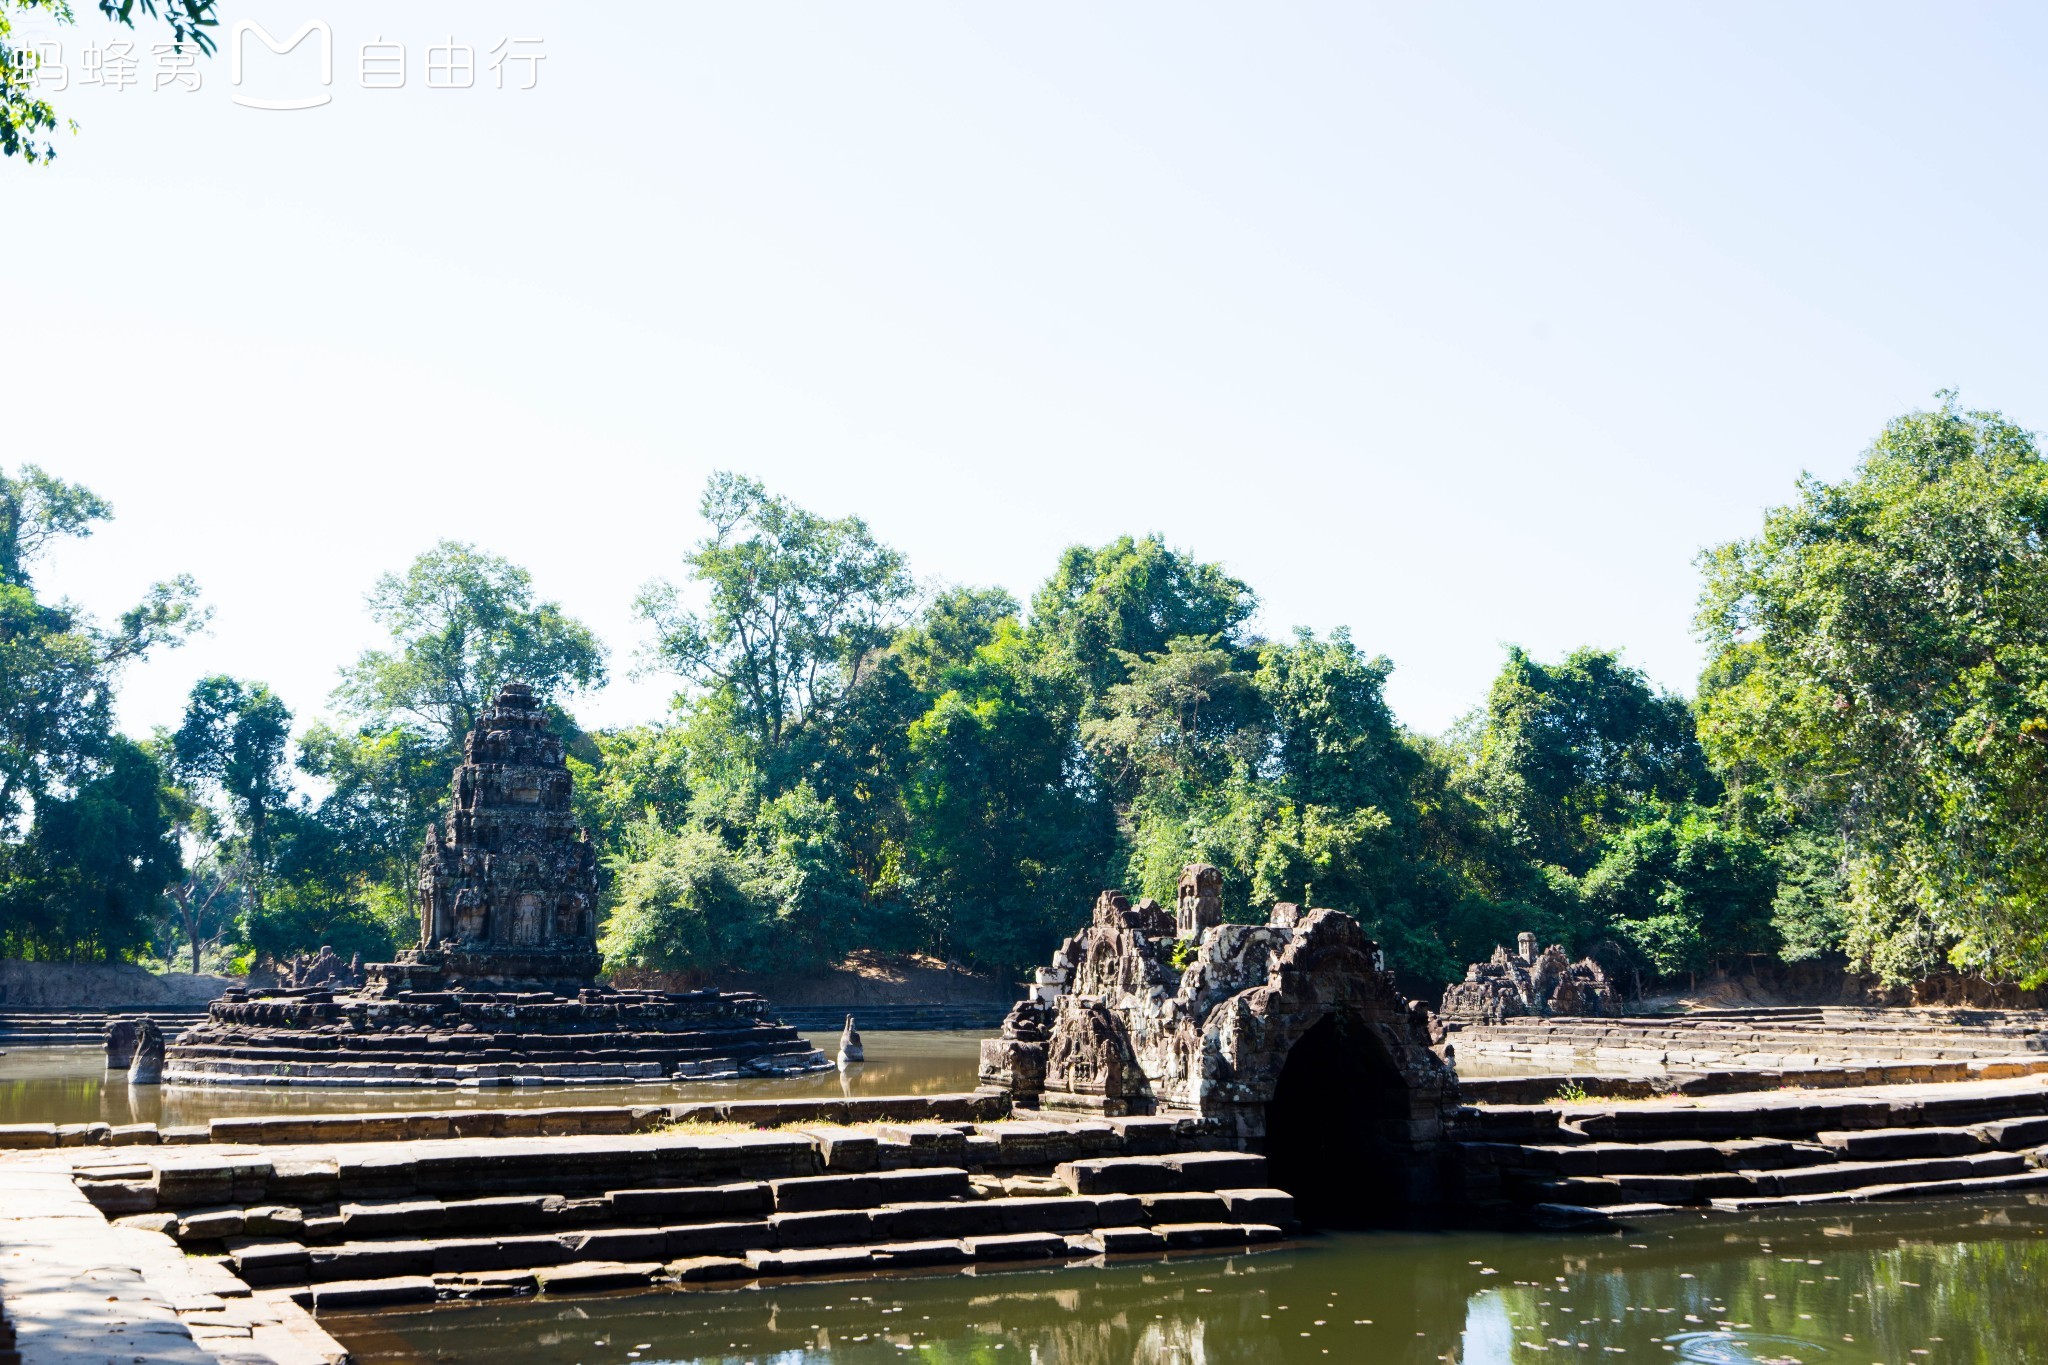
<box><xmin>408</xmin><ymin>683</ymin><xmax>600</xmax><ymax>991</ymax></box>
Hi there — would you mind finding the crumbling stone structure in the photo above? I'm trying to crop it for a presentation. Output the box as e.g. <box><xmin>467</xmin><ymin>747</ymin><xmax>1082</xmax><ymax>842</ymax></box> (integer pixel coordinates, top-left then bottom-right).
<box><xmin>379</xmin><ymin>684</ymin><xmax>600</xmax><ymax>994</ymax></box>
<box><xmin>981</xmin><ymin>874</ymin><xmax>1459</xmax><ymax>1213</ymax></box>
<box><xmin>1438</xmin><ymin>931</ymin><xmax>1621</xmax><ymax>1024</ymax></box>
<box><xmin>164</xmin><ymin>684</ymin><xmax>828</xmax><ymax>1087</ymax></box>
<box><xmin>275</xmin><ymin>945</ymin><xmax>362</xmax><ymax>991</ymax></box>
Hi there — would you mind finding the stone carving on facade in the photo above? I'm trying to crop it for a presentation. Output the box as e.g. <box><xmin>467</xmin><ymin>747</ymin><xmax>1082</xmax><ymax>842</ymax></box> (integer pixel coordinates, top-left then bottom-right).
<box><xmin>400</xmin><ymin>683</ymin><xmax>601</xmax><ymax>992</ymax></box>
<box><xmin>1176</xmin><ymin>863</ymin><xmax>1222</xmax><ymax>939</ymax></box>
<box><xmin>1437</xmin><ymin>932</ymin><xmax>1622</xmax><ymax>1024</ymax></box>
<box><xmin>981</xmin><ymin>865</ymin><xmax>1460</xmax><ymax>1204</ymax></box>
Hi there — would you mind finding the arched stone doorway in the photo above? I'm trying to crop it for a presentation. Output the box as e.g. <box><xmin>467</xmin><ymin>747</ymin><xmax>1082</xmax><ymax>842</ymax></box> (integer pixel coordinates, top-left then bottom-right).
<box><xmin>980</xmin><ymin>881</ymin><xmax>1461</xmax><ymax>1213</ymax></box>
<box><xmin>1262</xmin><ymin>1012</ymin><xmax>1422</xmax><ymax>1225</ymax></box>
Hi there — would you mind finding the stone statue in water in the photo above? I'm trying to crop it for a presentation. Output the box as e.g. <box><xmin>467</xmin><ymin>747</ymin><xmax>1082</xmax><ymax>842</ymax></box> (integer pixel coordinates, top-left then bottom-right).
<box><xmin>837</xmin><ymin>1014</ymin><xmax>864</xmax><ymax>1067</ymax></box>
<box><xmin>126</xmin><ymin>1018</ymin><xmax>164</xmax><ymax>1085</ymax></box>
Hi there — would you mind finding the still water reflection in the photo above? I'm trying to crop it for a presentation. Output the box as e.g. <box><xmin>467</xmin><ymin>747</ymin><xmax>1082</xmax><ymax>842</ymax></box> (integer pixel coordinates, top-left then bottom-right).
<box><xmin>327</xmin><ymin>1199</ymin><xmax>2048</xmax><ymax>1364</ymax></box>
<box><xmin>0</xmin><ymin>1032</ymin><xmax>984</xmax><ymax>1127</ymax></box>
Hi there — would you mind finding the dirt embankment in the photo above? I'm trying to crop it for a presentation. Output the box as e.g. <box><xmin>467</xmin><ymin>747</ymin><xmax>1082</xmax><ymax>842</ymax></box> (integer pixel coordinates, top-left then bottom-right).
<box><xmin>0</xmin><ymin>959</ymin><xmax>234</xmax><ymax>1008</ymax></box>
<box><xmin>611</xmin><ymin>950</ymin><xmax>1017</xmax><ymax>1008</ymax></box>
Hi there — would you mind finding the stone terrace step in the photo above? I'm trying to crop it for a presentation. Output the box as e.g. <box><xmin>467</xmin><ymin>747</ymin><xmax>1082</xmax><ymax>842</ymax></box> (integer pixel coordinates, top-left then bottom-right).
<box><xmin>1056</xmin><ymin>1153</ymin><xmax>1270</xmax><ymax>1194</ymax></box>
<box><xmin>1521</xmin><ymin>1150</ymin><xmax>2035</xmax><ymax>1209</ymax></box>
<box><xmin>1562</xmin><ymin>1081</ymin><xmax>2048</xmax><ymax>1143</ymax></box>
<box><xmin>774</xmin><ymin>1004</ymin><xmax>1009</xmax><ymax>1032</ymax></box>
<box><xmin>239</xmin><ymin>1196</ymin><xmax>1298</xmax><ymax>1292</ymax></box>
<box><xmin>281</xmin><ymin>1220</ymin><xmax>1293</xmax><ymax>1309</ymax></box>
<box><xmin>1452</xmin><ymin>1076</ymin><xmax>2048</xmax><ymax>1219</ymax></box>
<box><xmin>50</xmin><ymin>1127</ymin><xmax>1295</xmax><ymax>1301</ymax></box>
<box><xmin>1707</xmin><ymin>1167</ymin><xmax>2048</xmax><ymax>1213</ymax></box>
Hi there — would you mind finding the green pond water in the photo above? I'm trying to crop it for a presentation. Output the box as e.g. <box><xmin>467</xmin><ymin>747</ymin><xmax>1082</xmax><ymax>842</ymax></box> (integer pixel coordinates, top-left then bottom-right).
<box><xmin>0</xmin><ymin>1031</ymin><xmax>984</xmax><ymax>1127</ymax></box>
<box><xmin>324</xmin><ymin>1199</ymin><xmax>2048</xmax><ymax>1365</ymax></box>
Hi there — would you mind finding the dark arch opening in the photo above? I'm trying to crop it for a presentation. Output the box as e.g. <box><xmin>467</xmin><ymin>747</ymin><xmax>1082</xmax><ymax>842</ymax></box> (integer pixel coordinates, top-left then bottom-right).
<box><xmin>1262</xmin><ymin>1012</ymin><xmax>1416</xmax><ymax>1226</ymax></box>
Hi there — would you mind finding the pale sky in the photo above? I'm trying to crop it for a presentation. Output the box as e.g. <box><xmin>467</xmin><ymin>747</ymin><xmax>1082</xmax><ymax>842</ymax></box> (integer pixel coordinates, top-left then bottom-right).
<box><xmin>9</xmin><ymin>2</ymin><xmax>2044</xmax><ymax>742</ymax></box>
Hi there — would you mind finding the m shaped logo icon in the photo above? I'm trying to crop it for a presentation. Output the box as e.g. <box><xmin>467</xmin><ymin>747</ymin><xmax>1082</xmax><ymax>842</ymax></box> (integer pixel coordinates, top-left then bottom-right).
<box><xmin>230</xmin><ymin>20</ymin><xmax>332</xmax><ymax>110</ymax></box>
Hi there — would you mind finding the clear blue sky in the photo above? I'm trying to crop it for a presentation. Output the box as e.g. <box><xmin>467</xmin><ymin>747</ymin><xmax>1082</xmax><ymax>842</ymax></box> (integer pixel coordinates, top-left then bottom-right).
<box><xmin>10</xmin><ymin>1</ymin><xmax>2043</xmax><ymax>740</ymax></box>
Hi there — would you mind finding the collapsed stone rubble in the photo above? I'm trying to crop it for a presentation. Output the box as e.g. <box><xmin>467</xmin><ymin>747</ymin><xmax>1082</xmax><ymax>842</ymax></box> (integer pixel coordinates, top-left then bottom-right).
<box><xmin>1438</xmin><ymin>931</ymin><xmax>1621</xmax><ymax>1025</ymax></box>
<box><xmin>273</xmin><ymin>946</ymin><xmax>362</xmax><ymax>992</ymax></box>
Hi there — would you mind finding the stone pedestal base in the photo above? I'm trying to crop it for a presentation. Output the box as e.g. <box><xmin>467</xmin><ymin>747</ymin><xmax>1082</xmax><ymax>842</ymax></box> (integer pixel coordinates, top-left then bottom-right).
<box><xmin>163</xmin><ymin>985</ymin><xmax>831</xmax><ymax>1087</ymax></box>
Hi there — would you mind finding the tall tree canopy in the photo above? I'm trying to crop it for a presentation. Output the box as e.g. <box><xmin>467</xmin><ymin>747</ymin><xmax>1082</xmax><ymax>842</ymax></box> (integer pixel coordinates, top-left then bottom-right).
<box><xmin>1467</xmin><ymin>645</ymin><xmax>1712</xmax><ymax>875</ymax></box>
<box><xmin>1029</xmin><ymin>535</ymin><xmax>1257</xmax><ymax>697</ymax></box>
<box><xmin>1697</xmin><ymin>396</ymin><xmax>2048</xmax><ymax>985</ymax></box>
<box><xmin>338</xmin><ymin>541</ymin><xmax>608</xmax><ymax>753</ymax></box>
<box><xmin>0</xmin><ymin>465</ymin><xmax>199</xmax><ymax>959</ymax></box>
<box><xmin>635</xmin><ymin>472</ymin><xmax>915</xmax><ymax>751</ymax></box>
<box><xmin>170</xmin><ymin>676</ymin><xmax>293</xmax><ymax>903</ymax></box>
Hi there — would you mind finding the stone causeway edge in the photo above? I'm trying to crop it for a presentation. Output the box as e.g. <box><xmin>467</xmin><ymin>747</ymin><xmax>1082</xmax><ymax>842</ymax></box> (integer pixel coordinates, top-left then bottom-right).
<box><xmin>0</xmin><ymin>1091</ymin><xmax>1012</xmax><ymax>1152</ymax></box>
<box><xmin>0</xmin><ymin>1094</ymin><xmax>1283</xmax><ymax>1365</ymax></box>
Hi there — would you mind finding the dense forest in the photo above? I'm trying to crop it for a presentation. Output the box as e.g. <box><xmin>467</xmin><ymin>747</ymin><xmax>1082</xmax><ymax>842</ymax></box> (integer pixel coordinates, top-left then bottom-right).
<box><xmin>5</xmin><ymin>395</ymin><xmax>2047</xmax><ymax>993</ymax></box>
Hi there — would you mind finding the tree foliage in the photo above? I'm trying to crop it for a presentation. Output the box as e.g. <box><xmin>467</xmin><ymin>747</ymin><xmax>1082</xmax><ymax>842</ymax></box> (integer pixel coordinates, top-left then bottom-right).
<box><xmin>340</xmin><ymin>541</ymin><xmax>607</xmax><ymax>754</ymax></box>
<box><xmin>636</xmin><ymin>472</ymin><xmax>915</xmax><ymax>751</ymax></box>
<box><xmin>19</xmin><ymin>400</ymin><xmax>2048</xmax><ymax>994</ymax></box>
<box><xmin>1697</xmin><ymin>395</ymin><xmax>2048</xmax><ymax>984</ymax></box>
<box><xmin>2</xmin><ymin>0</ymin><xmax>217</xmax><ymax>163</ymax></box>
<box><xmin>0</xmin><ymin>466</ymin><xmax>197</xmax><ymax>961</ymax></box>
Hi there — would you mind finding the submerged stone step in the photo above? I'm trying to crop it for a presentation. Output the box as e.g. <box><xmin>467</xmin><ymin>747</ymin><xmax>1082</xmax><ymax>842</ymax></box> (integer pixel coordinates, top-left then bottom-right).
<box><xmin>1709</xmin><ymin>1167</ymin><xmax>2048</xmax><ymax>1212</ymax></box>
<box><xmin>1759</xmin><ymin>1151</ymin><xmax>2026</xmax><ymax>1196</ymax></box>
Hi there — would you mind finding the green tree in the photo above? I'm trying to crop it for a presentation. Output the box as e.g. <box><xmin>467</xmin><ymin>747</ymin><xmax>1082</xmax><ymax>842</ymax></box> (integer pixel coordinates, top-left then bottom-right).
<box><xmin>339</xmin><ymin>541</ymin><xmax>608</xmax><ymax>754</ymax></box>
<box><xmin>170</xmin><ymin>675</ymin><xmax>293</xmax><ymax>912</ymax></box>
<box><xmin>1</xmin><ymin>736</ymin><xmax>181</xmax><ymax>960</ymax></box>
<box><xmin>902</xmin><ymin>621</ymin><xmax>1115</xmax><ymax>969</ymax></box>
<box><xmin>1467</xmin><ymin>645</ymin><xmax>1711</xmax><ymax>876</ymax></box>
<box><xmin>1081</xmin><ymin>635</ymin><xmax>1266</xmax><ymax>795</ymax></box>
<box><xmin>3</xmin><ymin>0</ymin><xmax>217</xmax><ymax>162</ymax></box>
<box><xmin>262</xmin><ymin>720</ymin><xmax>451</xmax><ymax>960</ymax></box>
<box><xmin>0</xmin><ymin>465</ymin><xmax>199</xmax><ymax>960</ymax></box>
<box><xmin>599</xmin><ymin>780</ymin><xmax>866</xmax><ymax>977</ymax></box>
<box><xmin>1581</xmin><ymin>812</ymin><xmax>1779</xmax><ymax>984</ymax></box>
<box><xmin>1697</xmin><ymin>395</ymin><xmax>2048</xmax><ymax>984</ymax></box>
<box><xmin>636</xmin><ymin>472</ymin><xmax>914</xmax><ymax>751</ymax></box>
<box><xmin>1029</xmin><ymin>535</ymin><xmax>1256</xmax><ymax>698</ymax></box>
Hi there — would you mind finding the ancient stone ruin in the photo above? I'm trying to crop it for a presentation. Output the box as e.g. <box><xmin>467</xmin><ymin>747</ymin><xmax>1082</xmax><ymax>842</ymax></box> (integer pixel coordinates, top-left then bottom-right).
<box><xmin>164</xmin><ymin>684</ymin><xmax>829</xmax><ymax>1086</ymax></box>
<box><xmin>273</xmin><ymin>945</ymin><xmax>362</xmax><ymax>991</ymax></box>
<box><xmin>384</xmin><ymin>683</ymin><xmax>601</xmax><ymax>995</ymax></box>
<box><xmin>1437</xmin><ymin>931</ymin><xmax>1622</xmax><ymax>1024</ymax></box>
<box><xmin>126</xmin><ymin>1018</ymin><xmax>164</xmax><ymax>1084</ymax></box>
<box><xmin>981</xmin><ymin>870</ymin><xmax>1459</xmax><ymax>1217</ymax></box>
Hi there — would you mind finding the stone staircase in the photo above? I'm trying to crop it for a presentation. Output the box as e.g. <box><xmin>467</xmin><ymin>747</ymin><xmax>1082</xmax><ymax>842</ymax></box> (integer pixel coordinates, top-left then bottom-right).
<box><xmin>61</xmin><ymin>1119</ymin><xmax>1296</xmax><ymax>1311</ymax></box>
<box><xmin>773</xmin><ymin>1004</ymin><xmax>1009</xmax><ymax>1032</ymax></box>
<box><xmin>0</xmin><ymin>1007</ymin><xmax>212</xmax><ymax>1048</ymax></box>
<box><xmin>1455</xmin><ymin>1077</ymin><xmax>2048</xmax><ymax>1223</ymax></box>
<box><xmin>1446</xmin><ymin>1007</ymin><xmax>2048</xmax><ymax>1072</ymax></box>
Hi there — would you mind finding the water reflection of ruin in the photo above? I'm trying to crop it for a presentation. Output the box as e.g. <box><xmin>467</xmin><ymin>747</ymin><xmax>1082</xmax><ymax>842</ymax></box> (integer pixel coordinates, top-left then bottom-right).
<box><xmin>980</xmin><ymin>864</ymin><xmax>1460</xmax><ymax>1221</ymax></box>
